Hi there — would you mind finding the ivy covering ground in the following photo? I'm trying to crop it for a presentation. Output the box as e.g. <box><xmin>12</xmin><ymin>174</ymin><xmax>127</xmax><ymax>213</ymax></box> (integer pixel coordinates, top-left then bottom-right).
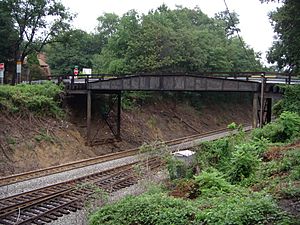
<box><xmin>89</xmin><ymin>111</ymin><xmax>300</xmax><ymax>225</ymax></box>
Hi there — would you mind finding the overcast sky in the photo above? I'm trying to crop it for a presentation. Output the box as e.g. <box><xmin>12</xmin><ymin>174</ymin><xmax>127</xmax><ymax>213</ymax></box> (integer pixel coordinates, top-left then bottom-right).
<box><xmin>61</xmin><ymin>0</ymin><xmax>281</xmax><ymax>62</ymax></box>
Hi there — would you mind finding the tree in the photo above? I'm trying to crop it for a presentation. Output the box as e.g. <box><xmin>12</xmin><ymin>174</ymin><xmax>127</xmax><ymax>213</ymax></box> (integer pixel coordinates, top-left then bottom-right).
<box><xmin>92</xmin><ymin>6</ymin><xmax>262</xmax><ymax>74</ymax></box>
<box><xmin>46</xmin><ymin>29</ymin><xmax>101</xmax><ymax>75</ymax></box>
<box><xmin>215</xmin><ymin>10</ymin><xmax>240</xmax><ymax>37</ymax></box>
<box><xmin>96</xmin><ymin>13</ymin><xmax>120</xmax><ymax>46</ymax></box>
<box><xmin>262</xmin><ymin>0</ymin><xmax>300</xmax><ymax>73</ymax></box>
<box><xmin>1</xmin><ymin>0</ymin><xmax>73</xmax><ymax>83</ymax></box>
<box><xmin>0</xmin><ymin>2</ymin><xmax>18</xmax><ymax>63</ymax></box>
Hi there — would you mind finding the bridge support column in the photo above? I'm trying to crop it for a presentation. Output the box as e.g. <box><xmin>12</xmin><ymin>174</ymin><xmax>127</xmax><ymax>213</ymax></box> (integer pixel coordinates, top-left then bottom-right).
<box><xmin>87</xmin><ymin>90</ymin><xmax>92</xmax><ymax>145</ymax></box>
<box><xmin>116</xmin><ymin>92</ymin><xmax>121</xmax><ymax>140</ymax></box>
<box><xmin>253</xmin><ymin>93</ymin><xmax>273</xmax><ymax>128</ymax></box>
<box><xmin>252</xmin><ymin>93</ymin><xmax>258</xmax><ymax>128</ymax></box>
<box><xmin>265</xmin><ymin>98</ymin><xmax>272</xmax><ymax>124</ymax></box>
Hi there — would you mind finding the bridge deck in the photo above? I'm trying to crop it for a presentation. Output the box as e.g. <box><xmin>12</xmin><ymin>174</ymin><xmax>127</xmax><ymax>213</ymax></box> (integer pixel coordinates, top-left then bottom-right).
<box><xmin>62</xmin><ymin>73</ymin><xmax>300</xmax><ymax>94</ymax></box>
<box><xmin>65</xmin><ymin>74</ymin><xmax>261</xmax><ymax>93</ymax></box>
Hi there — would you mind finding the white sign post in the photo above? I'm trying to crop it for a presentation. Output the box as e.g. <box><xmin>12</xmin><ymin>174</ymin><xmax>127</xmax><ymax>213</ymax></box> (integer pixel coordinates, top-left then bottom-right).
<box><xmin>0</xmin><ymin>63</ymin><xmax>4</xmax><ymax>85</ymax></box>
<box><xmin>16</xmin><ymin>61</ymin><xmax>22</xmax><ymax>83</ymax></box>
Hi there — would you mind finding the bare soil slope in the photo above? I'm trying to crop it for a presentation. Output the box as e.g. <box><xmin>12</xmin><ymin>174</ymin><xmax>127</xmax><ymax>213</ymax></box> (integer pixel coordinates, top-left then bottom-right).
<box><xmin>0</xmin><ymin>97</ymin><xmax>252</xmax><ymax>177</ymax></box>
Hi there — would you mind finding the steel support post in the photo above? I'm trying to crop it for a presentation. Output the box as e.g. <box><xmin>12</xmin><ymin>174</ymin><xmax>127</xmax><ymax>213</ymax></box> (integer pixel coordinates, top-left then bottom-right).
<box><xmin>87</xmin><ymin>90</ymin><xmax>92</xmax><ymax>145</ymax></box>
<box><xmin>266</xmin><ymin>98</ymin><xmax>272</xmax><ymax>123</ymax></box>
<box><xmin>252</xmin><ymin>93</ymin><xmax>258</xmax><ymax>128</ymax></box>
<box><xmin>259</xmin><ymin>75</ymin><xmax>265</xmax><ymax>128</ymax></box>
<box><xmin>116</xmin><ymin>92</ymin><xmax>121</xmax><ymax>139</ymax></box>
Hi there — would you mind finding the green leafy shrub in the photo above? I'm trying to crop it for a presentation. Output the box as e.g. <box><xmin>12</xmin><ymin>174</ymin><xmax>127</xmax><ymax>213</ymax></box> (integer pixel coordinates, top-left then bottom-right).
<box><xmin>250</xmin><ymin>146</ymin><xmax>300</xmax><ymax>195</ymax></box>
<box><xmin>227</xmin><ymin>122</ymin><xmax>237</xmax><ymax>130</ymax></box>
<box><xmin>88</xmin><ymin>193</ymin><xmax>202</xmax><ymax>225</ymax></box>
<box><xmin>227</xmin><ymin>143</ymin><xmax>260</xmax><ymax>183</ymax></box>
<box><xmin>194</xmin><ymin>169</ymin><xmax>232</xmax><ymax>194</ymax></box>
<box><xmin>279</xmin><ymin>149</ymin><xmax>300</xmax><ymax>173</ymax></box>
<box><xmin>198</xmin><ymin>191</ymin><xmax>290</xmax><ymax>225</ymax></box>
<box><xmin>252</xmin><ymin>111</ymin><xmax>300</xmax><ymax>143</ymax></box>
<box><xmin>89</xmin><ymin>190</ymin><xmax>289</xmax><ymax>225</ymax></box>
<box><xmin>278</xmin><ymin>85</ymin><xmax>300</xmax><ymax>115</ymax></box>
<box><xmin>289</xmin><ymin>165</ymin><xmax>300</xmax><ymax>180</ymax></box>
<box><xmin>196</xmin><ymin>138</ymin><xmax>231</xmax><ymax>169</ymax></box>
<box><xmin>0</xmin><ymin>82</ymin><xmax>63</xmax><ymax>117</ymax></box>
<box><xmin>196</xmin><ymin>128</ymin><xmax>247</xmax><ymax>173</ymax></box>
<box><xmin>250</xmin><ymin>137</ymin><xmax>270</xmax><ymax>156</ymax></box>
<box><xmin>280</xmin><ymin>182</ymin><xmax>300</xmax><ymax>198</ymax></box>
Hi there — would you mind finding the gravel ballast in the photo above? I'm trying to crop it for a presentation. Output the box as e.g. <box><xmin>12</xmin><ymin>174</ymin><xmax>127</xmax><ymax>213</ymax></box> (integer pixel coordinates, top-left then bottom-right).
<box><xmin>0</xmin><ymin>155</ymin><xmax>138</xmax><ymax>199</ymax></box>
<box><xmin>49</xmin><ymin>171</ymin><xmax>168</xmax><ymax>225</ymax></box>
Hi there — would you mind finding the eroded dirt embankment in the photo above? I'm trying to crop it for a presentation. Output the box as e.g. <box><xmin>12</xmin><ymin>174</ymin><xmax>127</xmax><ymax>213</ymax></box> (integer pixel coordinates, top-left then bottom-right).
<box><xmin>0</xmin><ymin>94</ymin><xmax>252</xmax><ymax>176</ymax></box>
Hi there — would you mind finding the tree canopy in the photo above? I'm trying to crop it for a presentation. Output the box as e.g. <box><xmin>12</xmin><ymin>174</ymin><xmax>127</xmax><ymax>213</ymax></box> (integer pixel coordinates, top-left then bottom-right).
<box><xmin>91</xmin><ymin>6</ymin><xmax>262</xmax><ymax>75</ymax></box>
<box><xmin>0</xmin><ymin>1</ymin><xmax>18</xmax><ymax>63</ymax></box>
<box><xmin>4</xmin><ymin>0</ymin><xmax>73</xmax><ymax>60</ymax></box>
<box><xmin>262</xmin><ymin>0</ymin><xmax>300</xmax><ymax>73</ymax></box>
<box><xmin>0</xmin><ymin>0</ymin><xmax>73</xmax><ymax>83</ymax></box>
<box><xmin>46</xmin><ymin>29</ymin><xmax>102</xmax><ymax>75</ymax></box>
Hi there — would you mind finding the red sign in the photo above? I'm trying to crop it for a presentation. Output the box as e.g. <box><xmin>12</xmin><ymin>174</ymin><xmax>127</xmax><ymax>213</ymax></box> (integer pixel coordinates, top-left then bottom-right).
<box><xmin>73</xmin><ymin>68</ymin><xmax>79</xmax><ymax>75</ymax></box>
<box><xmin>0</xmin><ymin>63</ymin><xmax>4</xmax><ymax>70</ymax></box>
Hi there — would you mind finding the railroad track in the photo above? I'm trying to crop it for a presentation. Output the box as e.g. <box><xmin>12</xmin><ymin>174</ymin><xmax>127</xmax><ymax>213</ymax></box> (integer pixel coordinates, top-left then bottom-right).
<box><xmin>0</xmin><ymin>125</ymin><xmax>251</xmax><ymax>187</ymax></box>
<box><xmin>0</xmin><ymin>158</ymin><xmax>162</xmax><ymax>225</ymax></box>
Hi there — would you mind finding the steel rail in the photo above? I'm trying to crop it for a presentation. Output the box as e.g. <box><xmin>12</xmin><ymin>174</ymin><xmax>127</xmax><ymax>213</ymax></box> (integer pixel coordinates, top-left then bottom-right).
<box><xmin>0</xmin><ymin>163</ymin><xmax>135</xmax><ymax>216</ymax></box>
<box><xmin>0</xmin><ymin>158</ymin><xmax>161</xmax><ymax>225</ymax></box>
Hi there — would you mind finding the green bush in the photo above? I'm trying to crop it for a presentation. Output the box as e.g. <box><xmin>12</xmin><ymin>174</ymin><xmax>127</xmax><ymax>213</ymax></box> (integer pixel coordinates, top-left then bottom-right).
<box><xmin>89</xmin><ymin>191</ymin><xmax>290</xmax><ymax>225</ymax></box>
<box><xmin>198</xmin><ymin>191</ymin><xmax>290</xmax><ymax>225</ymax></box>
<box><xmin>196</xmin><ymin>127</ymin><xmax>247</xmax><ymax>173</ymax></box>
<box><xmin>279</xmin><ymin>85</ymin><xmax>300</xmax><ymax>115</ymax></box>
<box><xmin>226</xmin><ymin>143</ymin><xmax>260</xmax><ymax>183</ymax></box>
<box><xmin>88</xmin><ymin>193</ymin><xmax>202</xmax><ymax>225</ymax></box>
<box><xmin>279</xmin><ymin>149</ymin><xmax>300</xmax><ymax>173</ymax></box>
<box><xmin>196</xmin><ymin>138</ymin><xmax>231</xmax><ymax>169</ymax></box>
<box><xmin>0</xmin><ymin>82</ymin><xmax>63</xmax><ymax>118</ymax></box>
<box><xmin>194</xmin><ymin>169</ymin><xmax>232</xmax><ymax>194</ymax></box>
<box><xmin>249</xmin><ymin>137</ymin><xmax>270</xmax><ymax>156</ymax></box>
<box><xmin>252</xmin><ymin>111</ymin><xmax>300</xmax><ymax>143</ymax></box>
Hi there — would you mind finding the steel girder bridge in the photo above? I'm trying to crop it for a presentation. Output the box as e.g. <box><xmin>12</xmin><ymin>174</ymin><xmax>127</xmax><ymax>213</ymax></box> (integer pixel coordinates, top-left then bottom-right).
<box><xmin>57</xmin><ymin>72</ymin><xmax>299</xmax><ymax>145</ymax></box>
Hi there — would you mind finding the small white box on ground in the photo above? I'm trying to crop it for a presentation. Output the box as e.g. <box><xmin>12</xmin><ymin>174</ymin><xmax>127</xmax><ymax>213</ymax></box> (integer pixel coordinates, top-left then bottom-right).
<box><xmin>172</xmin><ymin>150</ymin><xmax>195</xmax><ymax>165</ymax></box>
